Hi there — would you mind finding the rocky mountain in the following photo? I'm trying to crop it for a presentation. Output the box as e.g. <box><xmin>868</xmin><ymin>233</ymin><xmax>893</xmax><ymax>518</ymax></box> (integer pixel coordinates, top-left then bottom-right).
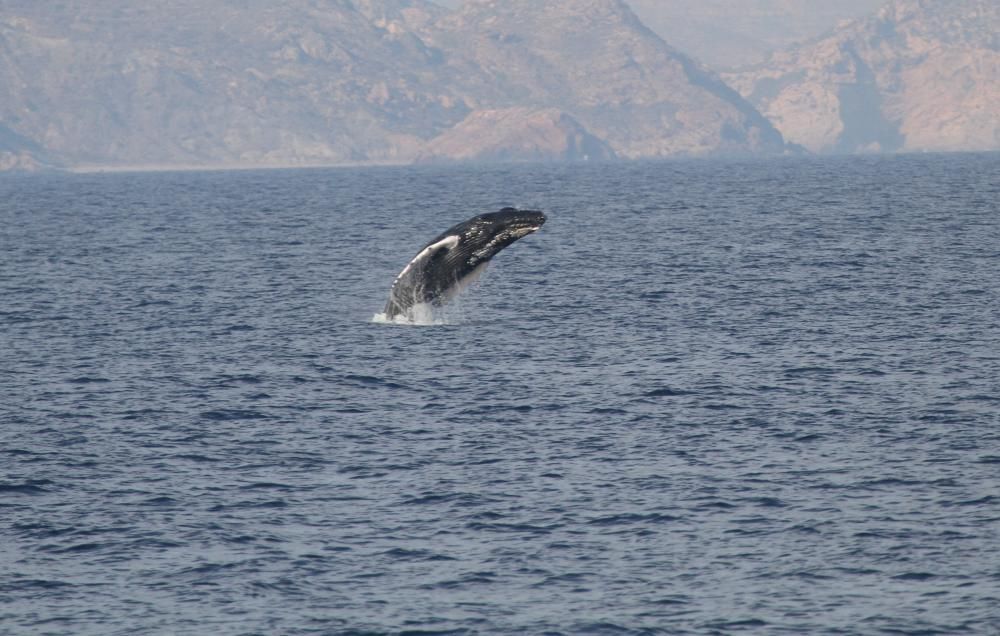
<box><xmin>0</xmin><ymin>0</ymin><xmax>453</xmax><ymax>169</ymax></box>
<box><xmin>423</xmin><ymin>0</ymin><xmax>785</xmax><ymax>159</ymax></box>
<box><xmin>725</xmin><ymin>0</ymin><xmax>1000</xmax><ymax>153</ymax></box>
<box><xmin>0</xmin><ymin>0</ymin><xmax>787</xmax><ymax>171</ymax></box>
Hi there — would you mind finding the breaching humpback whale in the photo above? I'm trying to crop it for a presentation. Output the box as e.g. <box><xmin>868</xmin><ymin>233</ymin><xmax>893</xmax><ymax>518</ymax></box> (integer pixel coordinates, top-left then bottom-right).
<box><xmin>383</xmin><ymin>207</ymin><xmax>546</xmax><ymax>320</ymax></box>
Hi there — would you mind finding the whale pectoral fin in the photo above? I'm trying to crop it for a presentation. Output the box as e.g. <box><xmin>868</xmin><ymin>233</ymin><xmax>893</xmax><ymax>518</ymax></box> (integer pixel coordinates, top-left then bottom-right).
<box><xmin>385</xmin><ymin>234</ymin><xmax>461</xmax><ymax>317</ymax></box>
<box><xmin>392</xmin><ymin>235</ymin><xmax>460</xmax><ymax>284</ymax></box>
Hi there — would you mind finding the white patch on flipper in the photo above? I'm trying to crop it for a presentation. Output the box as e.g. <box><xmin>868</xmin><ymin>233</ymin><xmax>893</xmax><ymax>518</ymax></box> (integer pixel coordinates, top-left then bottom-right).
<box><xmin>390</xmin><ymin>234</ymin><xmax>460</xmax><ymax>288</ymax></box>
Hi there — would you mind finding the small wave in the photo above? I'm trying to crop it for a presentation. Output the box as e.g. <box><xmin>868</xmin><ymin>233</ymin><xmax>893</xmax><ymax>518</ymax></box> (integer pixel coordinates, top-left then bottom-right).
<box><xmin>0</xmin><ymin>579</ymin><xmax>71</xmax><ymax>592</ymax></box>
<box><xmin>421</xmin><ymin>571</ymin><xmax>498</xmax><ymax>589</ymax></box>
<box><xmin>399</xmin><ymin>492</ymin><xmax>497</xmax><ymax>507</ymax></box>
<box><xmin>199</xmin><ymin>409</ymin><xmax>271</xmax><ymax>421</ymax></box>
<box><xmin>645</xmin><ymin>387</ymin><xmax>697</xmax><ymax>397</ymax></box>
<box><xmin>140</xmin><ymin>496</ymin><xmax>178</xmax><ymax>506</ymax></box>
<box><xmin>67</xmin><ymin>376</ymin><xmax>111</xmax><ymax>384</ymax></box>
<box><xmin>465</xmin><ymin>522</ymin><xmax>556</xmax><ymax>534</ymax></box>
<box><xmin>705</xmin><ymin>619</ymin><xmax>768</xmax><ymax>630</ymax></box>
<box><xmin>587</xmin><ymin>512</ymin><xmax>680</xmax><ymax>526</ymax></box>
<box><xmin>892</xmin><ymin>572</ymin><xmax>938</xmax><ymax>581</ymax></box>
<box><xmin>47</xmin><ymin>542</ymin><xmax>108</xmax><ymax>554</ymax></box>
<box><xmin>381</xmin><ymin>548</ymin><xmax>457</xmax><ymax>562</ymax></box>
<box><xmin>239</xmin><ymin>482</ymin><xmax>296</xmax><ymax>492</ymax></box>
<box><xmin>0</xmin><ymin>480</ymin><xmax>54</xmax><ymax>495</ymax></box>
<box><xmin>341</xmin><ymin>374</ymin><xmax>411</xmax><ymax>390</ymax></box>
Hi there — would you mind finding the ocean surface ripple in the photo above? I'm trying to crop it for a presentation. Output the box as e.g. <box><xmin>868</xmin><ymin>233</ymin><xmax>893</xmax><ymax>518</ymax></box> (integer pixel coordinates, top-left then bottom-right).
<box><xmin>2</xmin><ymin>154</ymin><xmax>999</xmax><ymax>634</ymax></box>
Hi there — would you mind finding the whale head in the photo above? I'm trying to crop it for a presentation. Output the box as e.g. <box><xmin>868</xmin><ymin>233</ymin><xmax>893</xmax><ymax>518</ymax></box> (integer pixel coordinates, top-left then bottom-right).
<box><xmin>456</xmin><ymin>207</ymin><xmax>546</xmax><ymax>265</ymax></box>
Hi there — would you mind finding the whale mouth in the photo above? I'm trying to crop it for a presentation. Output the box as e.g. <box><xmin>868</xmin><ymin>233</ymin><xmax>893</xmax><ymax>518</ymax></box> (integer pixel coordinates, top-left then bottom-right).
<box><xmin>509</xmin><ymin>224</ymin><xmax>541</xmax><ymax>238</ymax></box>
<box><xmin>502</xmin><ymin>210</ymin><xmax>546</xmax><ymax>233</ymax></box>
<box><xmin>495</xmin><ymin>211</ymin><xmax>545</xmax><ymax>242</ymax></box>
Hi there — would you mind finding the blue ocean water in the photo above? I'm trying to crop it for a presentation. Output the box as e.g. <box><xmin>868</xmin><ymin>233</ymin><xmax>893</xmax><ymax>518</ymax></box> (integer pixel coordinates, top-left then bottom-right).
<box><xmin>2</xmin><ymin>154</ymin><xmax>999</xmax><ymax>635</ymax></box>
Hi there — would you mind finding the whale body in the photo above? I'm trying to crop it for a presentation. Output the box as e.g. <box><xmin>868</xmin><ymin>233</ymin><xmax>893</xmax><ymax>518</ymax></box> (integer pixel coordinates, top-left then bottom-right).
<box><xmin>383</xmin><ymin>207</ymin><xmax>546</xmax><ymax>320</ymax></box>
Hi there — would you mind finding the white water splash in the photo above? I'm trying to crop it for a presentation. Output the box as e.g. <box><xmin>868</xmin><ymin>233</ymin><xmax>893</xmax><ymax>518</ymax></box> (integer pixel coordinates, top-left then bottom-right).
<box><xmin>371</xmin><ymin>302</ymin><xmax>456</xmax><ymax>326</ymax></box>
<box><xmin>373</xmin><ymin>263</ymin><xmax>490</xmax><ymax>326</ymax></box>
<box><xmin>372</xmin><ymin>298</ymin><xmax>478</xmax><ymax>327</ymax></box>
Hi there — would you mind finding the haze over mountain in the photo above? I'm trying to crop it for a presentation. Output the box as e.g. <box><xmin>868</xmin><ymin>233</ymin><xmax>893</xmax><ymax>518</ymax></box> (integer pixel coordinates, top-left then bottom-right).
<box><xmin>611</xmin><ymin>0</ymin><xmax>884</xmax><ymax>69</ymax></box>
<box><xmin>725</xmin><ymin>0</ymin><xmax>1000</xmax><ymax>153</ymax></box>
<box><xmin>0</xmin><ymin>0</ymin><xmax>786</xmax><ymax>171</ymax></box>
<box><xmin>433</xmin><ymin>0</ymin><xmax>884</xmax><ymax>69</ymax></box>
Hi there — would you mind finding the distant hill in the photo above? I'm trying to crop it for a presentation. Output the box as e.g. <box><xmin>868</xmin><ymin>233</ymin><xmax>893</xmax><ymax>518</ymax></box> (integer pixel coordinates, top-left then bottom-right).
<box><xmin>724</xmin><ymin>0</ymin><xmax>1000</xmax><ymax>153</ymax></box>
<box><xmin>423</xmin><ymin>0</ymin><xmax>785</xmax><ymax>160</ymax></box>
<box><xmin>0</xmin><ymin>0</ymin><xmax>787</xmax><ymax>171</ymax></box>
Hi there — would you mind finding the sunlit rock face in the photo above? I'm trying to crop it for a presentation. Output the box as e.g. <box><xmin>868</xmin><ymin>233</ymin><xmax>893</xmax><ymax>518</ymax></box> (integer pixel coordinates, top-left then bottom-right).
<box><xmin>725</xmin><ymin>0</ymin><xmax>1000</xmax><ymax>153</ymax></box>
<box><xmin>423</xmin><ymin>0</ymin><xmax>788</xmax><ymax>159</ymax></box>
<box><xmin>0</xmin><ymin>0</ymin><xmax>456</xmax><ymax>169</ymax></box>
<box><xmin>0</xmin><ymin>0</ymin><xmax>785</xmax><ymax>170</ymax></box>
<box><xmin>418</xmin><ymin>108</ymin><xmax>617</xmax><ymax>163</ymax></box>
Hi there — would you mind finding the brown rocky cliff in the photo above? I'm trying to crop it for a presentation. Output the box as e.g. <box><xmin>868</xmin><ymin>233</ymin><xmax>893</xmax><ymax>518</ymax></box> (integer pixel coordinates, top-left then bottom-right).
<box><xmin>424</xmin><ymin>0</ymin><xmax>787</xmax><ymax>159</ymax></box>
<box><xmin>725</xmin><ymin>0</ymin><xmax>1000</xmax><ymax>153</ymax></box>
<box><xmin>0</xmin><ymin>0</ymin><xmax>787</xmax><ymax>170</ymax></box>
<box><xmin>418</xmin><ymin>107</ymin><xmax>616</xmax><ymax>163</ymax></box>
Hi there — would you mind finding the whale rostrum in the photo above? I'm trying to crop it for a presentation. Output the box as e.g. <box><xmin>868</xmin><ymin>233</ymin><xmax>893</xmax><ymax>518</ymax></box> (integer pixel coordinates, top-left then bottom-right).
<box><xmin>383</xmin><ymin>207</ymin><xmax>546</xmax><ymax>320</ymax></box>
